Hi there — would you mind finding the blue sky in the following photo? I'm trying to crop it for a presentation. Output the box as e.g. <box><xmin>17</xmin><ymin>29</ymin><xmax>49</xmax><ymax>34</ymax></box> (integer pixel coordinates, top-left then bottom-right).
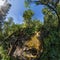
<box><xmin>7</xmin><ymin>0</ymin><xmax>44</xmax><ymax>24</ymax></box>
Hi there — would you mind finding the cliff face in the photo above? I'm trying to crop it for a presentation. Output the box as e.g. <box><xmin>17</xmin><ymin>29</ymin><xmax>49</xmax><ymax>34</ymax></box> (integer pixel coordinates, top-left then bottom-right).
<box><xmin>8</xmin><ymin>31</ymin><xmax>43</xmax><ymax>60</ymax></box>
<box><xmin>7</xmin><ymin>29</ymin><xmax>43</xmax><ymax>60</ymax></box>
<box><xmin>21</xmin><ymin>32</ymin><xmax>43</xmax><ymax>60</ymax></box>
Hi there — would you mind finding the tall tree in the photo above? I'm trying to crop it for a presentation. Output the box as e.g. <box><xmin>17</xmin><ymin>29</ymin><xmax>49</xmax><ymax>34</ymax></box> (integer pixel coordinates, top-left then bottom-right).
<box><xmin>25</xmin><ymin>1</ymin><xmax>60</xmax><ymax>60</ymax></box>
<box><xmin>25</xmin><ymin>0</ymin><xmax>60</xmax><ymax>29</ymax></box>
<box><xmin>23</xmin><ymin>9</ymin><xmax>34</xmax><ymax>27</ymax></box>
<box><xmin>42</xmin><ymin>7</ymin><xmax>58</xmax><ymax>29</ymax></box>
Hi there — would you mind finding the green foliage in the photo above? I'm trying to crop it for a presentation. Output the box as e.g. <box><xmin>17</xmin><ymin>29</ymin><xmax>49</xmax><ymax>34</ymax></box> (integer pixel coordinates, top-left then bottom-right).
<box><xmin>25</xmin><ymin>0</ymin><xmax>59</xmax><ymax>8</ymax></box>
<box><xmin>25</xmin><ymin>0</ymin><xmax>60</xmax><ymax>60</ymax></box>
<box><xmin>23</xmin><ymin>9</ymin><xmax>34</xmax><ymax>27</ymax></box>
<box><xmin>3</xmin><ymin>17</ymin><xmax>14</xmax><ymax>37</ymax></box>
<box><xmin>0</xmin><ymin>46</ymin><xmax>10</xmax><ymax>60</ymax></box>
<box><xmin>0</xmin><ymin>17</ymin><xmax>24</xmax><ymax>60</ymax></box>
<box><xmin>57</xmin><ymin>4</ymin><xmax>60</xmax><ymax>15</ymax></box>
<box><xmin>0</xmin><ymin>0</ymin><xmax>60</xmax><ymax>60</ymax></box>
<box><xmin>25</xmin><ymin>0</ymin><xmax>60</xmax><ymax>28</ymax></box>
<box><xmin>39</xmin><ymin>5</ymin><xmax>60</xmax><ymax>60</ymax></box>
<box><xmin>23</xmin><ymin>9</ymin><xmax>42</xmax><ymax>32</ymax></box>
<box><xmin>23</xmin><ymin>9</ymin><xmax>34</xmax><ymax>20</ymax></box>
<box><xmin>31</xmin><ymin>20</ymin><xmax>42</xmax><ymax>31</ymax></box>
<box><xmin>3</xmin><ymin>17</ymin><xmax>22</xmax><ymax>38</ymax></box>
<box><xmin>25</xmin><ymin>0</ymin><xmax>30</xmax><ymax>8</ymax></box>
<box><xmin>42</xmin><ymin>7</ymin><xmax>58</xmax><ymax>28</ymax></box>
<box><xmin>40</xmin><ymin>29</ymin><xmax>60</xmax><ymax>60</ymax></box>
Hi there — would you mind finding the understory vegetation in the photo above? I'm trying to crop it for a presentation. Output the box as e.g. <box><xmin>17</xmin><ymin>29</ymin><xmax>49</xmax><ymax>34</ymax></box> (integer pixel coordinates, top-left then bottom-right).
<box><xmin>0</xmin><ymin>0</ymin><xmax>60</xmax><ymax>60</ymax></box>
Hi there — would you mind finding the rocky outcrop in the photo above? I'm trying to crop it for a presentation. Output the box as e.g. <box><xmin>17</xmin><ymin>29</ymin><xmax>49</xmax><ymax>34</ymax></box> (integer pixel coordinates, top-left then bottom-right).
<box><xmin>7</xmin><ymin>28</ymin><xmax>43</xmax><ymax>60</ymax></box>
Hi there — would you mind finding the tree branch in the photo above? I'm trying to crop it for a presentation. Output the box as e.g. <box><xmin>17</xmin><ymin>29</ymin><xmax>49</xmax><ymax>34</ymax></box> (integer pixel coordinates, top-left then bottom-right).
<box><xmin>30</xmin><ymin>0</ymin><xmax>60</xmax><ymax>28</ymax></box>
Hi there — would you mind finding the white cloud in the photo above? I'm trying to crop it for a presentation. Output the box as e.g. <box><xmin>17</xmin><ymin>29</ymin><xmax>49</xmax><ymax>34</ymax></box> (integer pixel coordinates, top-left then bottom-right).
<box><xmin>0</xmin><ymin>0</ymin><xmax>6</xmax><ymax>6</ymax></box>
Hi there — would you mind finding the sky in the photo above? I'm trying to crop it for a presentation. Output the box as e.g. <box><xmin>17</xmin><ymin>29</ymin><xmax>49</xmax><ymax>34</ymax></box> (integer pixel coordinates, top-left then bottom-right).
<box><xmin>6</xmin><ymin>0</ymin><xmax>44</xmax><ymax>24</ymax></box>
<box><xmin>0</xmin><ymin>0</ymin><xmax>5</xmax><ymax>6</ymax></box>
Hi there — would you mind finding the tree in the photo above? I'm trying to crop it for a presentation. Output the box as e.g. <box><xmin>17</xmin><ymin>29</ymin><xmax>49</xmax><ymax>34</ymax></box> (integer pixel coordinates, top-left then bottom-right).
<box><xmin>0</xmin><ymin>1</ymin><xmax>11</xmax><ymax>51</ymax></box>
<box><xmin>25</xmin><ymin>0</ymin><xmax>60</xmax><ymax>60</ymax></box>
<box><xmin>25</xmin><ymin>0</ymin><xmax>60</xmax><ymax>29</ymax></box>
<box><xmin>23</xmin><ymin>9</ymin><xmax>42</xmax><ymax>33</ymax></box>
<box><xmin>23</xmin><ymin>9</ymin><xmax>34</xmax><ymax>27</ymax></box>
<box><xmin>31</xmin><ymin>19</ymin><xmax>42</xmax><ymax>31</ymax></box>
<box><xmin>3</xmin><ymin>17</ymin><xmax>14</xmax><ymax>37</ymax></box>
<box><xmin>42</xmin><ymin>7</ymin><xmax>58</xmax><ymax>29</ymax></box>
<box><xmin>0</xmin><ymin>17</ymin><xmax>23</xmax><ymax>60</ymax></box>
<box><xmin>40</xmin><ymin>7</ymin><xmax>60</xmax><ymax>60</ymax></box>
